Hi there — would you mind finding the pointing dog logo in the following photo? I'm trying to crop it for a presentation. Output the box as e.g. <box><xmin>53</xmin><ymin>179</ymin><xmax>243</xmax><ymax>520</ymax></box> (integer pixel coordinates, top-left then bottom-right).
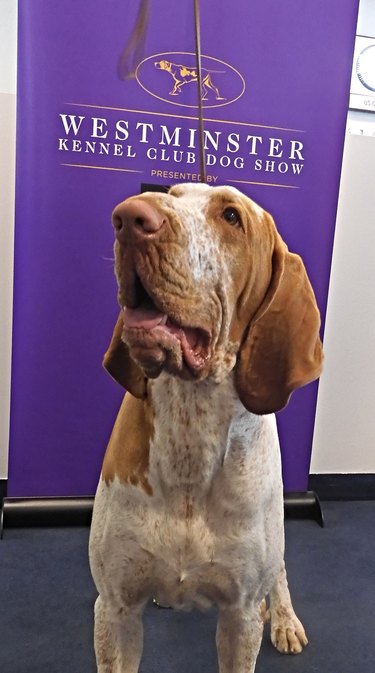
<box><xmin>155</xmin><ymin>59</ymin><xmax>226</xmax><ymax>100</ymax></box>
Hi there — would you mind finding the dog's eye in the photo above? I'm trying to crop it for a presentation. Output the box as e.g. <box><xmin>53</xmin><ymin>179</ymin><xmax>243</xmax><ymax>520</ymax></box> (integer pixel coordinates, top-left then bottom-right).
<box><xmin>222</xmin><ymin>207</ymin><xmax>240</xmax><ymax>226</ymax></box>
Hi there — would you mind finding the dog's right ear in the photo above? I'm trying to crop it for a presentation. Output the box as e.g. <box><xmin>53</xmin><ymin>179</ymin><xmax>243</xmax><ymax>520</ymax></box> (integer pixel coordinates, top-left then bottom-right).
<box><xmin>103</xmin><ymin>312</ymin><xmax>148</xmax><ymax>399</ymax></box>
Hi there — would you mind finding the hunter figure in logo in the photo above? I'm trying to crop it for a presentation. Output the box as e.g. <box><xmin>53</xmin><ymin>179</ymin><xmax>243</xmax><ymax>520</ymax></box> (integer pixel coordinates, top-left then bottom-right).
<box><xmin>155</xmin><ymin>59</ymin><xmax>226</xmax><ymax>100</ymax></box>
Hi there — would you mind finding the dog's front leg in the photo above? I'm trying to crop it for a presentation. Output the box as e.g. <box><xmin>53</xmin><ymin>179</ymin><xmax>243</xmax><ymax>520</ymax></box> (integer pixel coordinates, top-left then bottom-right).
<box><xmin>170</xmin><ymin>78</ymin><xmax>182</xmax><ymax>95</ymax></box>
<box><xmin>216</xmin><ymin>604</ymin><xmax>264</xmax><ymax>673</ymax></box>
<box><xmin>268</xmin><ymin>561</ymin><xmax>308</xmax><ymax>654</ymax></box>
<box><xmin>94</xmin><ymin>596</ymin><xmax>144</xmax><ymax>673</ymax></box>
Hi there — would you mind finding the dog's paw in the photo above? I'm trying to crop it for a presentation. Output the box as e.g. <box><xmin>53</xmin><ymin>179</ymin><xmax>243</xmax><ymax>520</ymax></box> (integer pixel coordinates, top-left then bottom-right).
<box><xmin>270</xmin><ymin>610</ymin><xmax>308</xmax><ymax>654</ymax></box>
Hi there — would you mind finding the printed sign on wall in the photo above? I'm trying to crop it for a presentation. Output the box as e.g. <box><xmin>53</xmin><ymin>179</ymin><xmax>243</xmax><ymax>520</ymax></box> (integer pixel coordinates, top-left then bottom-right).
<box><xmin>9</xmin><ymin>0</ymin><xmax>358</xmax><ymax>496</ymax></box>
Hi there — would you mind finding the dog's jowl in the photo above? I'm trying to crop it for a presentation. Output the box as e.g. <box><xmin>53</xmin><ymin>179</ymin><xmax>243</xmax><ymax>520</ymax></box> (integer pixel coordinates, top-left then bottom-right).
<box><xmin>89</xmin><ymin>183</ymin><xmax>323</xmax><ymax>673</ymax></box>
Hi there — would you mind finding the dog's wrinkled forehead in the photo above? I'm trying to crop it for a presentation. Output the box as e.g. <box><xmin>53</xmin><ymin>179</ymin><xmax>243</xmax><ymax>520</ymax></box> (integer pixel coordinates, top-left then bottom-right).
<box><xmin>168</xmin><ymin>184</ymin><xmax>220</xmax><ymax>282</ymax></box>
<box><xmin>169</xmin><ymin>182</ymin><xmax>211</xmax><ymax>198</ymax></box>
<box><xmin>162</xmin><ymin>183</ymin><xmax>264</xmax><ymax>282</ymax></box>
<box><xmin>168</xmin><ymin>182</ymin><xmax>264</xmax><ymax>220</ymax></box>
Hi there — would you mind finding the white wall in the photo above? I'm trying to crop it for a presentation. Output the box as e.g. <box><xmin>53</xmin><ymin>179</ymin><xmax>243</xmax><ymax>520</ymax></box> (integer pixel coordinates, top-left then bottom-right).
<box><xmin>311</xmin><ymin>0</ymin><xmax>375</xmax><ymax>475</ymax></box>
<box><xmin>311</xmin><ymin>134</ymin><xmax>375</xmax><ymax>474</ymax></box>
<box><xmin>0</xmin><ymin>0</ymin><xmax>17</xmax><ymax>479</ymax></box>
<box><xmin>357</xmin><ymin>0</ymin><xmax>375</xmax><ymax>33</ymax></box>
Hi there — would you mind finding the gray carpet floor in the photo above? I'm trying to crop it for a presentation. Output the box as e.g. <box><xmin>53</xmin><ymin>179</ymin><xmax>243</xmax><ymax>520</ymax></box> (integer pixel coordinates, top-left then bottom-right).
<box><xmin>0</xmin><ymin>501</ymin><xmax>374</xmax><ymax>673</ymax></box>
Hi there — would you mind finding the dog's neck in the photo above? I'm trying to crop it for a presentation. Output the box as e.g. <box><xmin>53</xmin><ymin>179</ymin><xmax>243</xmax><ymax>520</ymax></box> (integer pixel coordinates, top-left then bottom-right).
<box><xmin>148</xmin><ymin>372</ymin><xmax>255</xmax><ymax>493</ymax></box>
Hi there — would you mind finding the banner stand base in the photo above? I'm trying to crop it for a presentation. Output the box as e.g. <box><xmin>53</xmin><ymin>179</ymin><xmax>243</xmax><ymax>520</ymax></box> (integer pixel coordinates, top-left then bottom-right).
<box><xmin>0</xmin><ymin>491</ymin><xmax>324</xmax><ymax>538</ymax></box>
<box><xmin>284</xmin><ymin>491</ymin><xmax>324</xmax><ymax>527</ymax></box>
<box><xmin>0</xmin><ymin>497</ymin><xmax>93</xmax><ymax>539</ymax></box>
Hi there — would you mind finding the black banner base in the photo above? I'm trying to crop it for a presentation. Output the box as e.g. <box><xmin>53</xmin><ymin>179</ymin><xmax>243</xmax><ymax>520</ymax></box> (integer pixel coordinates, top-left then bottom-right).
<box><xmin>0</xmin><ymin>497</ymin><xmax>93</xmax><ymax>539</ymax></box>
<box><xmin>1</xmin><ymin>491</ymin><xmax>324</xmax><ymax>538</ymax></box>
<box><xmin>284</xmin><ymin>490</ymin><xmax>324</xmax><ymax>527</ymax></box>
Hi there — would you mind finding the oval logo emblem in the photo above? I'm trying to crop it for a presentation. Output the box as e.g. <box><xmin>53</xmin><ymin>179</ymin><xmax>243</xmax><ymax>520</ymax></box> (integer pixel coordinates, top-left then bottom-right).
<box><xmin>136</xmin><ymin>52</ymin><xmax>245</xmax><ymax>109</ymax></box>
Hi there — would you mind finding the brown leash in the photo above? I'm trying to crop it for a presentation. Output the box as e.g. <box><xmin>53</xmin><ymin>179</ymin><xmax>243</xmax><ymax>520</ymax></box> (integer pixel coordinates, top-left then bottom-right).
<box><xmin>193</xmin><ymin>0</ymin><xmax>207</xmax><ymax>183</ymax></box>
<box><xmin>119</xmin><ymin>0</ymin><xmax>207</xmax><ymax>184</ymax></box>
<box><xmin>118</xmin><ymin>0</ymin><xmax>149</xmax><ymax>79</ymax></box>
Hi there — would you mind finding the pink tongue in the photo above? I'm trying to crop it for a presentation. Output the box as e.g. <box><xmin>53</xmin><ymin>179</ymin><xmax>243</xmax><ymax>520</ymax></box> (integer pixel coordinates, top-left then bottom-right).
<box><xmin>180</xmin><ymin>327</ymin><xmax>207</xmax><ymax>370</ymax></box>
<box><xmin>123</xmin><ymin>308</ymin><xmax>208</xmax><ymax>370</ymax></box>
<box><xmin>123</xmin><ymin>306</ymin><xmax>167</xmax><ymax>329</ymax></box>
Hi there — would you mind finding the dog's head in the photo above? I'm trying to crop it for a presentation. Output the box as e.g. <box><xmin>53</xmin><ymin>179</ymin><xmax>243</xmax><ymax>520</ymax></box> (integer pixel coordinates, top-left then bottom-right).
<box><xmin>104</xmin><ymin>183</ymin><xmax>323</xmax><ymax>414</ymax></box>
<box><xmin>154</xmin><ymin>60</ymin><xmax>171</xmax><ymax>72</ymax></box>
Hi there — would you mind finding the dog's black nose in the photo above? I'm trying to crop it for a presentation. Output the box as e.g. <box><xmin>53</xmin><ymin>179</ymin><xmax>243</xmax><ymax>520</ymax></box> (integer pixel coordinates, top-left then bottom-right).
<box><xmin>112</xmin><ymin>198</ymin><xmax>168</xmax><ymax>241</ymax></box>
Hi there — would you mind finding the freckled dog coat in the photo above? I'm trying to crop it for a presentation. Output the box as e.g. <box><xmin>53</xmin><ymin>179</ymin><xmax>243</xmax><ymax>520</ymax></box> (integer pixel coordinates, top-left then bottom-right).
<box><xmin>89</xmin><ymin>183</ymin><xmax>323</xmax><ymax>673</ymax></box>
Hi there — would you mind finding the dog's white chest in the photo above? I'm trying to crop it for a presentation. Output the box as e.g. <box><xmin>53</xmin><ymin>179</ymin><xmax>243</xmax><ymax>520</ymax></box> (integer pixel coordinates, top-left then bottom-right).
<box><xmin>90</xmin><ymin>376</ymin><xmax>283</xmax><ymax>612</ymax></box>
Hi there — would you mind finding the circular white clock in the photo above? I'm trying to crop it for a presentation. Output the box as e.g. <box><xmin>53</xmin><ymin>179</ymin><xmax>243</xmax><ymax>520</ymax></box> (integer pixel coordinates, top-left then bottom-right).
<box><xmin>356</xmin><ymin>44</ymin><xmax>375</xmax><ymax>92</ymax></box>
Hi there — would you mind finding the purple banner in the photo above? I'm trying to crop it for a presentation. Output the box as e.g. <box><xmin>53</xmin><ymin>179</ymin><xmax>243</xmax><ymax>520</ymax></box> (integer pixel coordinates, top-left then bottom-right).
<box><xmin>9</xmin><ymin>0</ymin><xmax>358</xmax><ymax>496</ymax></box>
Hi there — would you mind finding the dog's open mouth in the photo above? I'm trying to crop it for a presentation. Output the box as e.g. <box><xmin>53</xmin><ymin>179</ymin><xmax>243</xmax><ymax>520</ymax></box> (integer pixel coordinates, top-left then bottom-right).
<box><xmin>121</xmin><ymin>277</ymin><xmax>211</xmax><ymax>373</ymax></box>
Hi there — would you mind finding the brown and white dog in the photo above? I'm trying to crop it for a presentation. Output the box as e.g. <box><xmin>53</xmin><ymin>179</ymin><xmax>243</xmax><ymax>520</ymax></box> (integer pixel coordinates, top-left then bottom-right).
<box><xmin>89</xmin><ymin>183</ymin><xmax>323</xmax><ymax>673</ymax></box>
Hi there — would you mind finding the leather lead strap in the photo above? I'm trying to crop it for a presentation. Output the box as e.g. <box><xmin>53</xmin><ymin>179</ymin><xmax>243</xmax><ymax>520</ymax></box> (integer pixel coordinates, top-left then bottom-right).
<box><xmin>119</xmin><ymin>0</ymin><xmax>207</xmax><ymax>184</ymax></box>
<box><xmin>194</xmin><ymin>0</ymin><xmax>207</xmax><ymax>184</ymax></box>
<box><xmin>118</xmin><ymin>0</ymin><xmax>149</xmax><ymax>79</ymax></box>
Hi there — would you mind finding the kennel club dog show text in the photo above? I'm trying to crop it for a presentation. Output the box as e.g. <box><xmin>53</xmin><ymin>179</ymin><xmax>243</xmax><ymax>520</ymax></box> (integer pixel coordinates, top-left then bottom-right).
<box><xmin>57</xmin><ymin>112</ymin><xmax>306</xmax><ymax>187</ymax></box>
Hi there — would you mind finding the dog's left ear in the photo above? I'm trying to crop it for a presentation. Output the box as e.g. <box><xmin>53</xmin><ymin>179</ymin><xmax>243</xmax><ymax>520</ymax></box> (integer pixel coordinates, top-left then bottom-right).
<box><xmin>103</xmin><ymin>312</ymin><xmax>148</xmax><ymax>399</ymax></box>
<box><xmin>235</xmin><ymin>215</ymin><xmax>323</xmax><ymax>414</ymax></box>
